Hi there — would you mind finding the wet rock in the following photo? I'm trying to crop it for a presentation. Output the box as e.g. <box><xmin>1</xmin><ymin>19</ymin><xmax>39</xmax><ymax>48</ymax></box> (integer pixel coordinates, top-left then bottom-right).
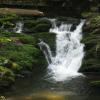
<box><xmin>81</xmin><ymin>14</ymin><xmax>100</xmax><ymax>73</ymax></box>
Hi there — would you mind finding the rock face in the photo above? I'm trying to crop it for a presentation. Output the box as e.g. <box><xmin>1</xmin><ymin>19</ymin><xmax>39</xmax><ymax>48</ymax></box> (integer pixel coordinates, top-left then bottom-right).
<box><xmin>81</xmin><ymin>13</ymin><xmax>100</xmax><ymax>73</ymax></box>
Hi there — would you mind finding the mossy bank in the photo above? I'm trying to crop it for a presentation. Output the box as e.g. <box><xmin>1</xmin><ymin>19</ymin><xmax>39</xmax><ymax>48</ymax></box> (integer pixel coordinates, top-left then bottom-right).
<box><xmin>0</xmin><ymin>14</ymin><xmax>56</xmax><ymax>92</ymax></box>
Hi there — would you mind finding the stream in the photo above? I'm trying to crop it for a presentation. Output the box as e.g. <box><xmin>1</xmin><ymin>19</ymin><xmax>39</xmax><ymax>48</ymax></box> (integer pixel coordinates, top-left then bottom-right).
<box><xmin>5</xmin><ymin>75</ymin><xmax>100</xmax><ymax>100</ymax></box>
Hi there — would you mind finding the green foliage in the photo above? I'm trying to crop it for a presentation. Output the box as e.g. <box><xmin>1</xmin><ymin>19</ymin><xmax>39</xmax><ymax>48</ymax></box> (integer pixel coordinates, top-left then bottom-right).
<box><xmin>0</xmin><ymin>30</ymin><xmax>36</xmax><ymax>45</ymax></box>
<box><xmin>6</xmin><ymin>61</ymin><xmax>21</xmax><ymax>71</ymax></box>
<box><xmin>0</xmin><ymin>29</ymin><xmax>20</xmax><ymax>37</ymax></box>
<box><xmin>82</xmin><ymin>12</ymin><xmax>99</xmax><ymax>18</ymax></box>
<box><xmin>0</xmin><ymin>14</ymin><xmax>18</xmax><ymax>22</ymax></box>
<box><xmin>0</xmin><ymin>42</ymin><xmax>40</xmax><ymax>70</ymax></box>
<box><xmin>7</xmin><ymin>51</ymin><xmax>33</xmax><ymax>70</ymax></box>
<box><xmin>0</xmin><ymin>66</ymin><xmax>15</xmax><ymax>82</ymax></box>
<box><xmin>3</xmin><ymin>21</ymin><xmax>15</xmax><ymax>29</ymax></box>
<box><xmin>18</xmin><ymin>34</ymin><xmax>36</xmax><ymax>45</ymax></box>
<box><xmin>89</xmin><ymin>15</ymin><xmax>100</xmax><ymax>29</ymax></box>
<box><xmin>0</xmin><ymin>37</ymin><xmax>12</xmax><ymax>43</ymax></box>
<box><xmin>0</xmin><ymin>57</ymin><xmax>9</xmax><ymax>66</ymax></box>
<box><xmin>0</xmin><ymin>16</ymin><xmax>54</xmax><ymax>87</ymax></box>
<box><xmin>0</xmin><ymin>14</ymin><xmax>21</xmax><ymax>29</ymax></box>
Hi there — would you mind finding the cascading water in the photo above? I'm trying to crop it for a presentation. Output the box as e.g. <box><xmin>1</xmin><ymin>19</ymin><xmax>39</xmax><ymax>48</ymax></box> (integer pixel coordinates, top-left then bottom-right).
<box><xmin>13</xmin><ymin>22</ymin><xmax>23</xmax><ymax>33</ymax></box>
<box><xmin>38</xmin><ymin>39</ymin><xmax>53</xmax><ymax>64</ymax></box>
<box><xmin>39</xmin><ymin>19</ymin><xmax>85</xmax><ymax>81</ymax></box>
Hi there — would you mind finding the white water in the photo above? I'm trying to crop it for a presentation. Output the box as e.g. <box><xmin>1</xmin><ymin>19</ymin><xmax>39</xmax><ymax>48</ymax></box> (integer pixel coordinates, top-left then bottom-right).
<box><xmin>38</xmin><ymin>40</ymin><xmax>53</xmax><ymax>64</ymax></box>
<box><xmin>13</xmin><ymin>22</ymin><xmax>23</xmax><ymax>33</ymax></box>
<box><xmin>39</xmin><ymin>19</ymin><xmax>85</xmax><ymax>81</ymax></box>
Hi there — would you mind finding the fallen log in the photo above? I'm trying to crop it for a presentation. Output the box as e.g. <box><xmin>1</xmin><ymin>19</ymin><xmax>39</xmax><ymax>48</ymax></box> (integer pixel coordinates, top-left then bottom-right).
<box><xmin>0</xmin><ymin>8</ymin><xmax>44</xmax><ymax>16</ymax></box>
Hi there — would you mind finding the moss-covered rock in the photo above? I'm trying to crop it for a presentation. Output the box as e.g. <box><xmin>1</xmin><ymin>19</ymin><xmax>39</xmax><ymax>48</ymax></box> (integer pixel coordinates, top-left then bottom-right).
<box><xmin>33</xmin><ymin>32</ymin><xmax>56</xmax><ymax>52</ymax></box>
<box><xmin>81</xmin><ymin>14</ymin><xmax>100</xmax><ymax>73</ymax></box>
<box><xmin>34</xmin><ymin>23</ymin><xmax>51</xmax><ymax>33</ymax></box>
<box><xmin>18</xmin><ymin>34</ymin><xmax>36</xmax><ymax>45</ymax></box>
<box><xmin>23</xmin><ymin>18</ymin><xmax>51</xmax><ymax>33</ymax></box>
<box><xmin>0</xmin><ymin>42</ymin><xmax>40</xmax><ymax>69</ymax></box>
<box><xmin>0</xmin><ymin>66</ymin><xmax>15</xmax><ymax>87</ymax></box>
<box><xmin>0</xmin><ymin>14</ymin><xmax>21</xmax><ymax>32</ymax></box>
<box><xmin>0</xmin><ymin>19</ymin><xmax>49</xmax><ymax>88</ymax></box>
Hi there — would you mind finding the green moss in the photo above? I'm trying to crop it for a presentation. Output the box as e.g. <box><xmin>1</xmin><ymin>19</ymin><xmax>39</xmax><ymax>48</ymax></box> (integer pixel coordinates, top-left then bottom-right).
<box><xmin>0</xmin><ymin>57</ymin><xmax>9</xmax><ymax>66</ymax></box>
<box><xmin>82</xmin><ymin>12</ymin><xmax>99</xmax><ymax>18</ymax></box>
<box><xmin>34</xmin><ymin>23</ymin><xmax>51</xmax><ymax>32</ymax></box>
<box><xmin>84</xmin><ymin>14</ymin><xmax>100</xmax><ymax>31</ymax></box>
<box><xmin>89</xmin><ymin>16</ymin><xmax>100</xmax><ymax>29</ymax></box>
<box><xmin>0</xmin><ymin>16</ymin><xmax>55</xmax><ymax>88</ymax></box>
<box><xmin>0</xmin><ymin>66</ymin><xmax>15</xmax><ymax>82</ymax></box>
<box><xmin>0</xmin><ymin>37</ymin><xmax>12</xmax><ymax>43</ymax></box>
<box><xmin>0</xmin><ymin>29</ymin><xmax>21</xmax><ymax>37</ymax></box>
<box><xmin>0</xmin><ymin>43</ymin><xmax>40</xmax><ymax>70</ymax></box>
<box><xmin>6</xmin><ymin>61</ymin><xmax>21</xmax><ymax>71</ymax></box>
<box><xmin>24</xmin><ymin>20</ymin><xmax>37</xmax><ymax>28</ymax></box>
<box><xmin>36</xmin><ymin>19</ymin><xmax>51</xmax><ymax>25</ymax></box>
<box><xmin>8</xmin><ymin>51</ymin><xmax>33</xmax><ymax>69</ymax></box>
<box><xmin>0</xmin><ymin>15</ymin><xmax>57</xmax><ymax>89</ymax></box>
<box><xmin>82</xmin><ymin>58</ymin><xmax>100</xmax><ymax>70</ymax></box>
<box><xmin>0</xmin><ymin>14</ymin><xmax>21</xmax><ymax>30</ymax></box>
<box><xmin>23</xmin><ymin>19</ymin><xmax>51</xmax><ymax>33</ymax></box>
<box><xmin>90</xmin><ymin>81</ymin><xmax>100</xmax><ymax>84</ymax></box>
<box><xmin>33</xmin><ymin>32</ymin><xmax>56</xmax><ymax>51</ymax></box>
<box><xmin>0</xmin><ymin>14</ymin><xmax>19</xmax><ymax>22</ymax></box>
<box><xmin>81</xmin><ymin>14</ymin><xmax>100</xmax><ymax>73</ymax></box>
<box><xmin>18</xmin><ymin>34</ymin><xmax>36</xmax><ymax>45</ymax></box>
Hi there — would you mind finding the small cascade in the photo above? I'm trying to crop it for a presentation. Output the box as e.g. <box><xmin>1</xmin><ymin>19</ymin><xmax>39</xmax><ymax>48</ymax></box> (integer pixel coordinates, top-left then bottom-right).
<box><xmin>0</xmin><ymin>24</ymin><xmax>4</xmax><ymax>29</ymax></box>
<box><xmin>13</xmin><ymin>22</ymin><xmax>23</xmax><ymax>33</ymax></box>
<box><xmin>38</xmin><ymin>39</ymin><xmax>53</xmax><ymax>64</ymax></box>
<box><xmin>39</xmin><ymin>19</ymin><xmax>85</xmax><ymax>81</ymax></box>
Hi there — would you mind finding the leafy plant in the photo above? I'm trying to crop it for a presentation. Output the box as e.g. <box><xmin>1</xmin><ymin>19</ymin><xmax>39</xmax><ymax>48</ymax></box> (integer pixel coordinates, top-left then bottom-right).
<box><xmin>0</xmin><ymin>66</ymin><xmax>15</xmax><ymax>82</ymax></box>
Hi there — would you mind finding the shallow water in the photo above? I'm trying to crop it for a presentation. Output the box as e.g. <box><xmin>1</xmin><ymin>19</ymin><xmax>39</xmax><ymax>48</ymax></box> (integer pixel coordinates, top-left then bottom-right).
<box><xmin>4</xmin><ymin>74</ymin><xmax>100</xmax><ymax>100</ymax></box>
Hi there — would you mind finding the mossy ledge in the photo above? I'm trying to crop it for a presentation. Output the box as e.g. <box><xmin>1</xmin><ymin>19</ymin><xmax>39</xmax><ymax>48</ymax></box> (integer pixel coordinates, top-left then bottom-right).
<box><xmin>0</xmin><ymin>14</ymin><xmax>56</xmax><ymax>92</ymax></box>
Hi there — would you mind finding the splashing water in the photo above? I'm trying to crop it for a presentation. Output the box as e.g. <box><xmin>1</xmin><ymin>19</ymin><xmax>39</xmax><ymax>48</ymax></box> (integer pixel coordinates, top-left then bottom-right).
<box><xmin>13</xmin><ymin>22</ymin><xmax>23</xmax><ymax>33</ymax></box>
<box><xmin>39</xmin><ymin>19</ymin><xmax>85</xmax><ymax>81</ymax></box>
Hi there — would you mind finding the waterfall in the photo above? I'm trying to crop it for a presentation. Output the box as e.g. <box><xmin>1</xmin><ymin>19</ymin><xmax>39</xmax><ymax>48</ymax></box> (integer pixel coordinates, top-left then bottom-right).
<box><xmin>39</xmin><ymin>19</ymin><xmax>85</xmax><ymax>81</ymax></box>
<box><xmin>13</xmin><ymin>22</ymin><xmax>23</xmax><ymax>33</ymax></box>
